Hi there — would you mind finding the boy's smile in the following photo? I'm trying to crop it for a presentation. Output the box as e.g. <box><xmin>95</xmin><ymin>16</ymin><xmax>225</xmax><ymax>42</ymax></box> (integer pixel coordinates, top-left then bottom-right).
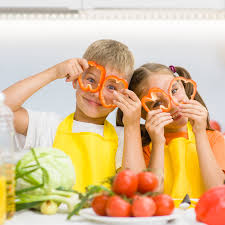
<box><xmin>82</xmin><ymin>95</ymin><xmax>102</xmax><ymax>107</ymax></box>
<box><xmin>74</xmin><ymin>65</ymin><xmax>128</xmax><ymax>124</ymax></box>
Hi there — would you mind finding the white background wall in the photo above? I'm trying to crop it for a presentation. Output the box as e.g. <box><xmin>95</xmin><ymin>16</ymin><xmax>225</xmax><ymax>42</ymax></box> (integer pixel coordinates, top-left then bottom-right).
<box><xmin>0</xmin><ymin>19</ymin><xmax>225</xmax><ymax>131</ymax></box>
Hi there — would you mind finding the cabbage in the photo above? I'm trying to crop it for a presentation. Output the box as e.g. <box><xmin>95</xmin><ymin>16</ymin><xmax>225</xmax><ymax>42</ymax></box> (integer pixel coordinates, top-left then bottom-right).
<box><xmin>16</xmin><ymin>147</ymin><xmax>76</xmax><ymax>194</ymax></box>
<box><xmin>15</xmin><ymin>147</ymin><xmax>79</xmax><ymax>213</ymax></box>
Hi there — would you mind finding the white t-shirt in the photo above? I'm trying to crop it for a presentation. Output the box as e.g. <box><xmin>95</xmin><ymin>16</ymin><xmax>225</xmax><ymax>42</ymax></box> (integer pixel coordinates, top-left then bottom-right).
<box><xmin>16</xmin><ymin>109</ymin><xmax>124</xmax><ymax>170</ymax></box>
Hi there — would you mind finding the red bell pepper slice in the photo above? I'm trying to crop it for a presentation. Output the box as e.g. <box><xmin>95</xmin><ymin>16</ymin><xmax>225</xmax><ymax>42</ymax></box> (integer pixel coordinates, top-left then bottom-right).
<box><xmin>78</xmin><ymin>61</ymin><xmax>106</xmax><ymax>93</ymax></box>
<box><xmin>141</xmin><ymin>88</ymin><xmax>171</xmax><ymax>112</ymax></box>
<box><xmin>99</xmin><ymin>75</ymin><xmax>128</xmax><ymax>108</ymax></box>
<box><xmin>168</xmin><ymin>77</ymin><xmax>197</xmax><ymax>106</ymax></box>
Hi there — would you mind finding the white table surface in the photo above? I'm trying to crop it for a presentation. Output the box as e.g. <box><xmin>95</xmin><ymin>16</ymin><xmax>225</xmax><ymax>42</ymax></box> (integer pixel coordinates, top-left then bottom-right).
<box><xmin>5</xmin><ymin>208</ymin><xmax>206</xmax><ymax>225</ymax></box>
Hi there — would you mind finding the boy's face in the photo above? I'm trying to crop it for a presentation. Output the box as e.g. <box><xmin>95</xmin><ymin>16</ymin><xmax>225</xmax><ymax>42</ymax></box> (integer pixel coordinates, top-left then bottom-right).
<box><xmin>75</xmin><ymin>66</ymin><xmax>128</xmax><ymax>120</ymax></box>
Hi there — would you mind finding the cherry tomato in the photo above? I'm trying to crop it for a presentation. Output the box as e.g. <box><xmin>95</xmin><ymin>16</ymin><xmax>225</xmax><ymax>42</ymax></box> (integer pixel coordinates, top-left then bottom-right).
<box><xmin>138</xmin><ymin>171</ymin><xmax>158</xmax><ymax>193</ymax></box>
<box><xmin>106</xmin><ymin>195</ymin><xmax>131</xmax><ymax>217</ymax></box>
<box><xmin>131</xmin><ymin>194</ymin><xmax>140</xmax><ymax>200</ymax></box>
<box><xmin>112</xmin><ymin>169</ymin><xmax>138</xmax><ymax>197</ymax></box>
<box><xmin>152</xmin><ymin>194</ymin><xmax>175</xmax><ymax>216</ymax></box>
<box><xmin>131</xmin><ymin>196</ymin><xmax>156</xmax><ymax>217</ymax></box>
<box><xmin>91</xmin><ymin>194</ymin><xmax>109</xmax><ymax>216</ymax></box>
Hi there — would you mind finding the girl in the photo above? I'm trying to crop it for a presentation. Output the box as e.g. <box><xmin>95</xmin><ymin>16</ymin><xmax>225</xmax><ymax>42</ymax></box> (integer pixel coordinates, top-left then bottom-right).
<box><xmin>116</xmin><ymin>63</ymin><xmax>225</xmax><ymax>202</ymax></box>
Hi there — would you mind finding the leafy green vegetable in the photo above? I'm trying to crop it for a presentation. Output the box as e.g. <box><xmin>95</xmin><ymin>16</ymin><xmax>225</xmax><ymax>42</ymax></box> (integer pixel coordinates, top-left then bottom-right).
<box><xmin>67</xmin><ymin>185</ymin><xmax>113</xmax><ymax>219</ymax></box>
<box><xmin>16</xmin><ymin>147</ymin><xmax>79</xmax><ymax>213</ymax></box>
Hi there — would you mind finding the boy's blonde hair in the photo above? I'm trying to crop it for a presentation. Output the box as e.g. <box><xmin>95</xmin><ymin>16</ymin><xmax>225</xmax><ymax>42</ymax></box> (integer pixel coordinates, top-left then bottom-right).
<box><xmin>83</xmin><ymin>39</ymin><xmax>134</xmax><ymax>80</ymax></box>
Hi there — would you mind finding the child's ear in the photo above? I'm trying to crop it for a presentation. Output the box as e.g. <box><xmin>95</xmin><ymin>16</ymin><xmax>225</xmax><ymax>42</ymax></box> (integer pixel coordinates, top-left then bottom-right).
<box><xmin>72</xmin><ymin>80</ymin><xmax>78</xmax><ymax>89</ymax></box>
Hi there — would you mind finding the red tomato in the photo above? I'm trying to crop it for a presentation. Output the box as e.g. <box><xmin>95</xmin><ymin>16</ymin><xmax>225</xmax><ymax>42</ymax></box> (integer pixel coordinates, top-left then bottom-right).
<box><xmin>106</xmin><ymin>195</ymin><xmax>131</xmax><ymax>217</ymax></box>
<box><xmin>209</xmin><ymin>120</ymin><xmax>221</xmax><ymax>131</ymax></box>
<box><xmin>112</xmin><ymin>169</ymin><xmax>138</xmax><ymax>197</ymax></box>
<box><xmin>131</xmin><ymin>194</ymin><xmax>140</xmax><ymax>200</ymax></box>
<box><xmin>131</xmin><ymin>196</ymin><xmax>156</xmax><ymax>217</ymax></box>
<box><xmin>152</xmin><ymin>194</ymin><xmax>175</xmax><ymax>216</ymax></box>
<box><xmin>138</xmin><ymin>171</ymin><xmax>158</xmax><ymax>193</ymax></box>
<box><xmin>195</xmin><ymin>185</ymin><xmax>225</xmax><ymax>225</ymax></box>
<box><xmin>92</xmin><ymin>194</ymin><xmax>109</xmax><ymax>216</ymax></box>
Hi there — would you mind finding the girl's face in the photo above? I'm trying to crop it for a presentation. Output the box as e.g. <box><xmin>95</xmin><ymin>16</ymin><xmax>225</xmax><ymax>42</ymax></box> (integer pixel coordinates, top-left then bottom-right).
<box><xmin>140</xmin><ymin>73</ymin><xmax>189</xmax><ymax>130</ymax></box>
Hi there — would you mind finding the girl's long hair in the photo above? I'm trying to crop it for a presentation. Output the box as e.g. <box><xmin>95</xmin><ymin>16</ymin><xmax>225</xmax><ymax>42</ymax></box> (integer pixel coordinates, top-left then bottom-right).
<box><xmin>116</xmin><ymin>63</ymin><xmax>212</xmax><ymax>146</ymax></box>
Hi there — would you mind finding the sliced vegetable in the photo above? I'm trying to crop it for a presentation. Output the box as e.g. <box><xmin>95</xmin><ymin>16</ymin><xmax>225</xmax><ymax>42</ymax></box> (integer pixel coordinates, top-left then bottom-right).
<box><xmin>168</xmin><ymin>77</ymin><xmax>197</xmax><ymax>106</ymax></box>
<box><xmin>141</xmin><ymin>88</ymin><xmax>171</xmax><ymax>112</ymax></box>
<box><xmin>78</xmin><ymin>61</ymin><xmax>106</xmax><ymax>93</ymax></box>
<box><xmin>99</xmin><ymin>75</ymin><xmax>128</xmax><ymax>108</ymax></box>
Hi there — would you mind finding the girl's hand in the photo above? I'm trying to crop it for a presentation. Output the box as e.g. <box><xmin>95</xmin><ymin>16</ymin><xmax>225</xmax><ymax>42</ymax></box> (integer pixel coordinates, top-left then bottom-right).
<box><xmin>113</xmin><ymin>89</ymin><xmax>142</xmax><ymax>127</ymax></box>
<box><xmin>179</xmin><ymin>99</ymin><xmax>208</xmax><ymax>133</ymax></box>
<box><xmin>145</xmin><ymin>109</ymin><xmax>173</xmax><ymax>145</ymax></box>
<box><xmin>52</xmin><ymin>58</ymin><xmax>89</xmax><ymax>82</ymax></box>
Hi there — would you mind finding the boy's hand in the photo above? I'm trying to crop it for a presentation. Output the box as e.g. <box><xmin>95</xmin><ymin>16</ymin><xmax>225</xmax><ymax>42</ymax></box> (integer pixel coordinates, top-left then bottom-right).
<box><xmin>179</xmin><ymin>99</ymin><xmax>208</xmax><ymax>134</ymax></box>
<box><xmin>113</xmin><ymin>89</ymin><xmax>141</xmax><ymax>127</ymax></box>
<box><xmin>145</xmin><ymin>109</ymin><xmax>173</xmax><ymax>145</ymax></box>
<box><xmin>53</xmin><ymin>58</ymin><xmax>89</xmax><ymax>82</ymax></box>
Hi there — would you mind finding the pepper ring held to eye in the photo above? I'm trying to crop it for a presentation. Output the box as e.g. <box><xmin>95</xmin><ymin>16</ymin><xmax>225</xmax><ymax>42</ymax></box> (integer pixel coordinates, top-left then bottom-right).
<box><xmin>99</xmin><ymin>75</ymin><xmax>128</xmax><ymax>108</ymax></box>
<box><xmin>141</xmin><ymin>88</ymin><xmax>171</xmax><ymax>112</ymax></box>
<box><xmin>78</xmin><ymin>61</ymin><xmax>106</xmax><ymax>93</ymax></box>
<box><xmin>168</xmin><ymin>77</ymin><xmax>197</xmax><ymax>106</ymax></box>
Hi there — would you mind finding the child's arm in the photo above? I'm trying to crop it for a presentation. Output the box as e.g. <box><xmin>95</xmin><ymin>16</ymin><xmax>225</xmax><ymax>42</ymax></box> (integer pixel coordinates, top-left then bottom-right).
<box><xmin>145</xmin><ymin>109</ymin><xmax>173</xmax><ymax>192</ymax></box>
<box><xmin>3</xmin><ymin>58</ymin><xmax>88</xmax><ymax>135</ymax></box>
<box><xmin>179</xmin><ymin>99</ymin><xmax>225</xmax><ymax>190</ymax></box>
<box><xmin>113</xmin><ymin>89</ymin><xmax>146</xmax><ymax>173</ymax></box>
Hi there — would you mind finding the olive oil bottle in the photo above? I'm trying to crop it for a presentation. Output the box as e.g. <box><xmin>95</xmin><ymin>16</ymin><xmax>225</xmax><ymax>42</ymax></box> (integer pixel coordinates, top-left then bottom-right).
<box><xmin>0</xmin><ymin>93</ymin><xmax>15</xmax><ymax>219</ymax></box>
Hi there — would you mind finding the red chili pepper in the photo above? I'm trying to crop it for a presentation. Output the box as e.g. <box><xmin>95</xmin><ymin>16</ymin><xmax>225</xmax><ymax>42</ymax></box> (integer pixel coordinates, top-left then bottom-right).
<box><xmin>78</xmin><ymin>61</ymin><xmax>106</xmax><ymax>93</ymax></box>
<box><xmin>99</xmin><ymin>75</ymin><xmax>128</xmax><ymax>108</ymax></box>
<box><xmin>168</xmin><ymin>77</ymin><xmax>197</xmax><ymax>106</ymax></box>
<box><xmin>141</xmin><ymin>88</ymin><xmax>171</xmax><ymax>112</ymax></box>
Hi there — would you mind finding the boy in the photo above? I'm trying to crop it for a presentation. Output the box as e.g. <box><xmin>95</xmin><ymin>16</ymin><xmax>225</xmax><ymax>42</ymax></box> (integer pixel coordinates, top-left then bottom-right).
<box><xmin>3</xmin><ymin>39</ymin><xmax>145</xmax><ymax>192</ymax></box>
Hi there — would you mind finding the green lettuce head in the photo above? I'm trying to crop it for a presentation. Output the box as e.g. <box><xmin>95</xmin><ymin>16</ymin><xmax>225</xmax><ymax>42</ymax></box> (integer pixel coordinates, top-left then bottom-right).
<box><xmin>16</xmin><ymin>147</ymin><xmax>76</xmax><ymax>194</ymax></box>
<box><xmin>16</xmin><ymin>148</ymin><xmax>79</xmax><ymax>213</ymax></box>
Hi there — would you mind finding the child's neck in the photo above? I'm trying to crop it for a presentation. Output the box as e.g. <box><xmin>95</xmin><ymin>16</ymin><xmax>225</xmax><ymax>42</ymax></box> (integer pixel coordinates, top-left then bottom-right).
<box><xmin>74</xmin><ymin>107</ymin><xmax>106</xmax><ymax>125</ymax></box>
<box><xmin>164</xmin><ymin>125</ymin><xmax>187</xmax><ymax>133</ymax></box>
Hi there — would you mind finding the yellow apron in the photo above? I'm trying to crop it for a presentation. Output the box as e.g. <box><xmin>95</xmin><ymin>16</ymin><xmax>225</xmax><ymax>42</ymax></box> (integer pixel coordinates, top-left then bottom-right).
<box><xmin>150</xmin><ymin>122</ymin><xmax>205</xmax><ymax>207</ymax></box>
<box><xmin>53</xmin><ymin>113</ymin><xmax>118</xmax><ymax>192</ymax></box>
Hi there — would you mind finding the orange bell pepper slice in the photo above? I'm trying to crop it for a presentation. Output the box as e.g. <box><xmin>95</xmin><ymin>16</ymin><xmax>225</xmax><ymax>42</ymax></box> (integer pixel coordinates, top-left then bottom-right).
<box><xmin>78</xmin><ymin>61</ymin><xmax>106</xmax><ymax>93</ymax></box>
<box><xmin>99</xmin><ymin>75</ymin><xmax>128</xmax><ymax>108</ymax></box>
<box><xmin>141</xmin><ymin>88</ymin><xmax>171</xmax><ymax>112</ymax></box>
<box><xmin>168</xmin><ymin>77</ymin><xmax>197</xmax><ymax>106</ymax></box>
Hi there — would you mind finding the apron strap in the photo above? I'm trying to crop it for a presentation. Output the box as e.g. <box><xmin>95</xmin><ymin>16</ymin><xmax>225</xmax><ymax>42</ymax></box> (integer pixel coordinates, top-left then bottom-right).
<box><xmin>187</xmin><ymin>121</ymin><xmax>196</xmax><ymax>144</ymax></box>
<box><xmin>103</xmin><ymin>120</ymin><xmax>119</xmax><ymax>143</ymax></box>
